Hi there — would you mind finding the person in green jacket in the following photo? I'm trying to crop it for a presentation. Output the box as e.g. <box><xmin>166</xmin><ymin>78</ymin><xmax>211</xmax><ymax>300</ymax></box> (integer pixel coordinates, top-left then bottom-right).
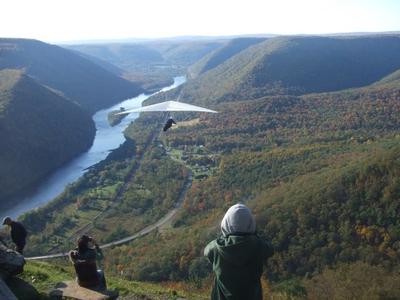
<box><xmin>204</xmin><ymin>204</ymin><xmax>273</xmax><ymax>300</ymax></box>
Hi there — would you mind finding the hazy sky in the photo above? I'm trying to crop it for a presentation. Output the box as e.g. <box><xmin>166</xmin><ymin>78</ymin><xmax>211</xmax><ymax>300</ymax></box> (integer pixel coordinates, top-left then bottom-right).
<box><xmin>1</xmin><ymin>0</ymin><xmax>399</xmax><ymax>42</ymax></box>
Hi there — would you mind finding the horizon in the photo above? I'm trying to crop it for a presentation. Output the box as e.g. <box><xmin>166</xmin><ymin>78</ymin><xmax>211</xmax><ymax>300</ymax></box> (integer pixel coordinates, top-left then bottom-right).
<box><xmin>1</xmin><ymin>0</ymin><xmax>400</xmax><ymax>43</ymax></box>
<box><xmin>3</xmin><ymin>30</ymin><xmax>400</xmax><ymax>46</ymax></box>
<box><xmin>56</xmin><ymin>30</ymin><xmax>400</xmax><ymax>45</ymax></box>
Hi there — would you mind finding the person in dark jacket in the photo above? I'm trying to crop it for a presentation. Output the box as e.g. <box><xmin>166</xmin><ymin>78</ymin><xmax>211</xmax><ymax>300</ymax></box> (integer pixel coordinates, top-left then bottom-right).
<box><xmin>69</xmin><ymin>235</ymin><xmax>106</xmax><ymax>289</ymax></box>
<box><xmin>204</xmin><ymin>204</ymin><xmax>273</xmax><ymax>300</ymax></box>
<box><xmin>163</xmin><ymin>118</ymin><xmax>176</xmax><ymax>132</ymax></box>
<box><xmin>2</xmin><ymin>216</ymin><xmax>27</xmax><ymax>254</ymax></box>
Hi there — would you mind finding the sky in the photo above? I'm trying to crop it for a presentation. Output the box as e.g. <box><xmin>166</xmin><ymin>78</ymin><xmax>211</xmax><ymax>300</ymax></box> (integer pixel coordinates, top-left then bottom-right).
<box><xmin>1</xmin><ymin>0</ymin><xmax>400</xmax><ymax>43</ymax></box>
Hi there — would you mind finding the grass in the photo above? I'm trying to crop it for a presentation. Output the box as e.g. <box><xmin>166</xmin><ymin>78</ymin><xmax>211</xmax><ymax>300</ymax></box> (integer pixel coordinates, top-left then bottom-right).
<box><xmin>167</xmin><ymin>146</ymin><xmax>218</xmax><ymax>179</ymax></box>
<box><xmin>174</xmin><ymin>118</ymin><xmax>200</xmax><ymax>128</ymax></box>
<box><xmin>8</xmin><ymin>261</ymin><xmax>207</xmax><ymax>300</ymax></box>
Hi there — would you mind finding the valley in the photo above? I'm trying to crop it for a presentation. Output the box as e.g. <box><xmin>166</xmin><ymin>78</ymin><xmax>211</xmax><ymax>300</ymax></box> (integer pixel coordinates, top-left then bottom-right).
<box><xmin>2</xmin><ymin>34</ymin><xmax>400</xmax><ymax>299</ymax></box>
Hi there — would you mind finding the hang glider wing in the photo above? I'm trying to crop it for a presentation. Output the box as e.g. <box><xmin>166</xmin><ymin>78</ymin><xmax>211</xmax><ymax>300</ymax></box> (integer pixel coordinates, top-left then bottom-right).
<box><xmin>117</xmin><ymin>101</ymin><xmax>218</xmax><ymax>115</ymax></box>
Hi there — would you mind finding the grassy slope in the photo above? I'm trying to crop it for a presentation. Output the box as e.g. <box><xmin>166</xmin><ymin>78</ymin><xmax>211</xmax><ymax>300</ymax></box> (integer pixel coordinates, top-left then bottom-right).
<box><xmin>0</xmin><ymin>69</ymin><xmax>95</xmax><ymax>206</ymax></box>
<box><xmin>7</xmin><ymin>261</ymin><xmax>207</xmax><ymax>300</ymax></box>
<box><xmin>0</xmin><ymin>38</ymin><xmax>143</xmax><ymax>113</ymax></box>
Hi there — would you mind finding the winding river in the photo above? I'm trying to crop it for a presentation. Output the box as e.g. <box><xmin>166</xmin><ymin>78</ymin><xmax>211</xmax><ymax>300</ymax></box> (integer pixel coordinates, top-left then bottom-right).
<box><xmin>1</xmin><ymin>76</ymin><xmax>186</xmax><ymax>220</ymax></box>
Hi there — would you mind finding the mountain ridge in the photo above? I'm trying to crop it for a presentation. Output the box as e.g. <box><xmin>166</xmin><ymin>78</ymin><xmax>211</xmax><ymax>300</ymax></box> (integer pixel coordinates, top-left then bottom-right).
<box><xmin>174</xmin><ymin>35</ymin><xmax>400</xmax><ymax>106</ymax></box>
<box><xmin>0</xmin><ymin>38</ymin><xmax>143</xmax><ymax>113</ymax></box>
<box><xmin>0</xmin><ymin>69</ymin><xmax>95</xmax><ymax>207</ymax></box>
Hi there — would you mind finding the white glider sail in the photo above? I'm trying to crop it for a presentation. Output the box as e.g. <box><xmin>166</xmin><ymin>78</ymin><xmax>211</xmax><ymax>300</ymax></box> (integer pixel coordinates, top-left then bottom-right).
<box><xmin>117</xmin><ymin>100</ymin><xmax>218</xmax><ymax>115</ymax></box>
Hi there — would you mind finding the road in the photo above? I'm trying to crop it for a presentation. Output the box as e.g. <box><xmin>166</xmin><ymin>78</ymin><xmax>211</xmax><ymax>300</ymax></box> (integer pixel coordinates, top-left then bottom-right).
<box><xmin>26</xmin><ymin>157</ymin><xmax>192</xmax><ymax>261</ymax></box>
<box><xmin>27</xmin><ymin>100</ymin><xmax>190</xmax><ymax>261</ymax></box>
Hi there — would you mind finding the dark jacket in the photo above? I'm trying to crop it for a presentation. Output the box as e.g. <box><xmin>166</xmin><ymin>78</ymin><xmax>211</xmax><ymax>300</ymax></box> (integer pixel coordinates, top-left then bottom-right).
<box><xmin>204</xmin><ymin>234</ymin><xmax>273</xmax><ymax>300</ymax></box>
<box><xmin>163</xmin><ymin>118</ymin><xmax>176</xmax><ymax>132</ymax></box>
<box><xmin>69</xmin><ymin>246</ymin><xmax>104</xmax><ymax>288</ymax></box>
<box><xmin>10</xmin><ymin>221</ymin><xmax>27</xmax><ymax>245</ymax></box>
<box><xmin>70</xmin><ymin>245</ymin><xmax>104</xmax><ymax>263</ymax></box>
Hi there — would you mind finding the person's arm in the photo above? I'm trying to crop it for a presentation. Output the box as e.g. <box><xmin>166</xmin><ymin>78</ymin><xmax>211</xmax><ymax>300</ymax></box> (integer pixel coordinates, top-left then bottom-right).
<box><xmin>10</xmin><ymin>225</ymin><xmax>17</xmax><ymax>243</ymax></box>
<box><xmin>69</xmin><ymin>250</ymin><xmax>77</xmax><ymax>264</ymax></box>
<box><xmin>92</xmin><ymin>239</ymin><xmax>104</xmax><ymax>260</ymax></box>
<box><xmin>21</xmin><ymin>224</ymin><xmax>27</xmax><ymax>238</ymax></box>
<box><xmin>204</xmin><ymin>240</ymin><xmax>216</xmax><ymax>264</ymax></box>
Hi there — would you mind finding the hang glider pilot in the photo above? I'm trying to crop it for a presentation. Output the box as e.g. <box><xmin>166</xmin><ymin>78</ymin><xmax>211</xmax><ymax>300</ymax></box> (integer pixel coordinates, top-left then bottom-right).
<box><xmin>116</xmin><ymin>100</ymin><xmax>217</xmax><ymax>132</ymax></box>
<box><xmin>163</xmin><ymin>118</ymin><xmax>176</xmax><ymax>132</ymax></box>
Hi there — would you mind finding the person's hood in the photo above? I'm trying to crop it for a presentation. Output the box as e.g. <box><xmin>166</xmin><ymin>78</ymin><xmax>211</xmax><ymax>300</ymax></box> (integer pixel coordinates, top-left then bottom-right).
<box><xmin>221</xmin><ymin>204</ymin><xmax>256</xmax><ymax>237</ymax></box>
<box><xmin>215</xmin><ymin>235</ymin><xmax>261</xmax><ymax>267</ymax></box>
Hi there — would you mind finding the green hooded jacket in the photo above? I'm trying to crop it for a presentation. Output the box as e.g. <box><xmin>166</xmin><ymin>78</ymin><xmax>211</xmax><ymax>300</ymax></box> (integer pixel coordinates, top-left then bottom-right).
<box><xmin>204</xmin><ymin>234</ymin><xmax>273</xmax><ymax>300</ymax></box>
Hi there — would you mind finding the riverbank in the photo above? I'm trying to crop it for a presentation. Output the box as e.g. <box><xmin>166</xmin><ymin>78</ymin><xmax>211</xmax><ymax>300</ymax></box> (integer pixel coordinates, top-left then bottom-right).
<box><xmin>1</xmin><ymin>76</ymin><xmax>186</xmax><ymax>221</ymax></box>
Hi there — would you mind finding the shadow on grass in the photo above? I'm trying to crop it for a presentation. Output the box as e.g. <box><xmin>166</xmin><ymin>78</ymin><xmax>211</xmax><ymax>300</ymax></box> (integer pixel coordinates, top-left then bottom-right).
<box><xmin>6</xmin><ymin>277</ymin><xmax>43</xmax><ymax>300</ymax></box>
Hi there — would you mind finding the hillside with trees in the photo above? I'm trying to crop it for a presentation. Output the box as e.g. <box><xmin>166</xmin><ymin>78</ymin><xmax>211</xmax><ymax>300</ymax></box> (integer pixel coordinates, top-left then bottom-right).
<box><xmin>15</xmin><ymin>35</ymin><xmax>400</xmax><ymax>298</ymax></box>
<box><xmin>188</xmin><ymin>37</ymin><xmax>267</xmax><ymax>78</ymax></box>
<box><xmin>148</xmin><ymin>39</ymin><xmax>225</xmax><ymax>66</ymax></box>
<box><xmin>66</xmin><ymin>39</ymin><xmax>225</xmax><ymax>92</ymax></box>
<box><xmin>0</xmin><ymin>38</ymin><xmax>143</xmax><ymax>113</ymax></box>
<box><xmin>0</xmin><ymin>69</ymin><xmax>95</xmax><ymax>209</ymax></box>
<box><xmin>173</xmin><ymin>35</ymin><xmax>400</xmax><ymax>106</ymax></box>
<box><xmin>66</xmin><ymin>43</ymin><xmax>164</xmax><ymax>70</ymax></box>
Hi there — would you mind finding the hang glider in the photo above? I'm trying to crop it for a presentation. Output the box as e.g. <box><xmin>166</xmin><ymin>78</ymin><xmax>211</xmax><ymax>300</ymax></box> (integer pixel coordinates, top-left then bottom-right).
<box><xmin>117</xmin><ymin>100</ymin><xmax>218</xmax><ymax>115</ymax></box>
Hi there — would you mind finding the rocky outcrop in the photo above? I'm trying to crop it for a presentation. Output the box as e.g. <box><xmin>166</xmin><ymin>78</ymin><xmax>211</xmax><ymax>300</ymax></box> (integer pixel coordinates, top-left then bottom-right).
<box><xmin>0</xmin><ymin>244</ymin><xmax>25</xmax><ymax>279</ymax></box>
<box><xmin>50</xmin><ymin>281</ymin><xmax>118</xmax><ymax>300</ymax></box>
<box><xmin>0</xmin><ymin>244</ymin><xmax>24</xmax><ymax>300</ymax></box>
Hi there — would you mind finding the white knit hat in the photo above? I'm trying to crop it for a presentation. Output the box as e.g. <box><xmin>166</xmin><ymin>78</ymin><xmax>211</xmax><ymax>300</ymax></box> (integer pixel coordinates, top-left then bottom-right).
<box><xmin>221</xmin><ymin>204</ymin><xmax>256</xmax><ymax>236</ymax></box>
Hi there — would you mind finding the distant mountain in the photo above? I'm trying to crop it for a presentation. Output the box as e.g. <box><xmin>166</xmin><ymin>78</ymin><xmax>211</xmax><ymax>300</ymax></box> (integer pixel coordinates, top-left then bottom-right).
<box><xmin>69</xmin><ymin>49</ymin><xmax>125</xmax><ymax>76</ymax></box>
<box><xmin>189</xmin><ymin>37</ymin><xmax>267</xmax><ymax>78</ymax></box>
<box><xmin>0</xmin><ymin>39</ymin><xmax>143</xmax><ymax>113</ymax></box>
<box><xmin>66</xmin><ymin>43</ymin><xmax>164</xmax><ymax>69</ymax></box>
<box><xmin>148</xmin><ymin>40</ymin><xmax>225</xmax><ymax>66</ymax></box>
<box><xmin>65</xmin><ymin>40</ymin><xmax>225</xmax><ymax>92</ymax></box>
<box><xmin>175</xmin><ymin>35</ymin><xmax>400</xmax><ymax>106</ymax></box>
<box><xmin>0</xmin><ymin>69</ymin><xmax>95</xmax><ymax>206</ymax></box>
<box><xmin>66</xmin><ymin>40</ymin><xmax>225</xmax><ymax>70</ymax></box>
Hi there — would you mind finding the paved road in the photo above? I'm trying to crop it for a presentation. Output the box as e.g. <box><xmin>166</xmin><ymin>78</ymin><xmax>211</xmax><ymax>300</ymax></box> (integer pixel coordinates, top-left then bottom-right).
<box><xmin>27</xmin><ymin>100</ymin><xmax>190</xmax><ymax>261</ymax></box>
<box><xmin>26</xmin><ymin>168</ymin><xmax>192</xmax><ymax>261</ymax></box>
<box><xmin>46</xmin><ymin>118</ymin><xmax>168</xmax><ymax>254</ymax></box>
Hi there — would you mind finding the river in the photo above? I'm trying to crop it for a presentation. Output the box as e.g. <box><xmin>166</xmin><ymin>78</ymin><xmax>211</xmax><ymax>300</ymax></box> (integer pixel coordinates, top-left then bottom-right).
<box><xmin>1</xmin><ymin>76</ymin><xmax>186</xmax><ymax>220</ymax></box>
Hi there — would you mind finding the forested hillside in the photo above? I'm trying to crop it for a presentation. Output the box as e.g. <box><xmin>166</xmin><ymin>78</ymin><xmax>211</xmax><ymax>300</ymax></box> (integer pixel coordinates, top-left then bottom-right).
<box><xmin>98</xmin><ymin>73</ymin><xmax>400</xmax><ymax>283</ymax></box>
<box><xmin>0</xmin><ymin>69</ymin><xmax>95</xmax><ymax>208</ymax></box>
<box><xmin>19</xmin><ymin>35</ymin><xmax>400</xmax><ymax>298</ymax></box>
<box><xmin>65</xmin><ymin>39</ymin><xmax>225</xmax><ymax>91</ymax></box>
<box><xmin>148</xmin><ymin>40</ymin><xmax>225</xmax><ymax>66</ymax></box>
<box><xmin>0</xmin><ymin>38</ymin><xmax>143</xmax><ymax>113</ymax></box>
<box><xmin>252</xmin><ymin>144</ymin><xmax>400</xmax><ymax>280</ymax></box>
<box><xmin>66</xmin><ymin>43</ymin><xmax>164</xmax><ymax>70</ymax></box>
<box><xmin>189</xmin><ymin>37</ymin><xmax>267</xmax><ymax>78</ymax></box>
<box><xmin>174</xmin><ymin>35</ymin><xmax>400</xmax><ymax>106</ymax></box>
